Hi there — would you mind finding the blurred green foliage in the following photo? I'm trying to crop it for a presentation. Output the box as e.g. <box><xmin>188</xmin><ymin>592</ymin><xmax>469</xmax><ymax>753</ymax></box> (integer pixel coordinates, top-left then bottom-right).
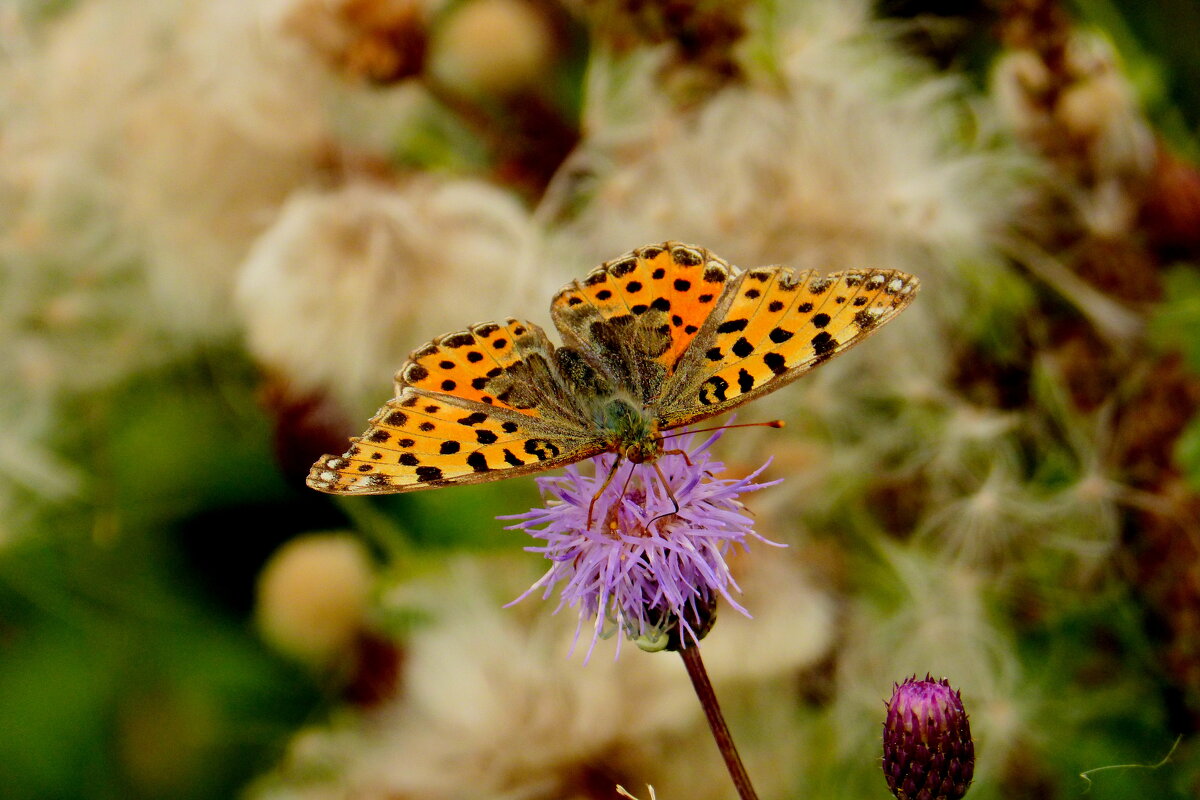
<box><xmin>1149</xmin><ymin>268</ymin><xmax>1200</xmax><ymax>488</ymax></box>
<box><xmin>0</xmin><ymin>358</ymin><xmax>319</xmax><ymax>800</ymax></box>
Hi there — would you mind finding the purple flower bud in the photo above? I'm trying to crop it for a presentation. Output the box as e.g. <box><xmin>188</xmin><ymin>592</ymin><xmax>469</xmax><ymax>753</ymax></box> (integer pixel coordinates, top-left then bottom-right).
<box><xmin>883</xmin><ymin>675</ymin><xmax>975</xmax><ymax>800</ymax></box>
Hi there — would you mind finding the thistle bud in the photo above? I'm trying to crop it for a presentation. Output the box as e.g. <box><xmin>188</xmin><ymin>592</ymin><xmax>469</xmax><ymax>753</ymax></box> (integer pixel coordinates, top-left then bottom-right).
<box><xmin>883</xmin><ymin>675</ymin><xmax>975</xmax><ymax>800</ymax></box>
<box><xmin>633</xmin><ymin>594</ymin><xmax>719</xmax><ymax>653</ymax></box>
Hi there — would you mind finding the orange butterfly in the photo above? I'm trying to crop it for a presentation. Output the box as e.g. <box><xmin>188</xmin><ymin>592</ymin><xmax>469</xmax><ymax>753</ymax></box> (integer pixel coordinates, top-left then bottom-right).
<box><xmin>308</xmin><ymin>242</ymin><xmax>918</xmax><ymax>494</ymax></box>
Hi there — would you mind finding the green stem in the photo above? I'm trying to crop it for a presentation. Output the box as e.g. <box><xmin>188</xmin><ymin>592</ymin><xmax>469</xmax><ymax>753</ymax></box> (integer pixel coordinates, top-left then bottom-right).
<box><xmin>679</xmin><ymin>644</ymin><xmax>760</xmax><ymax>800</ymax></box>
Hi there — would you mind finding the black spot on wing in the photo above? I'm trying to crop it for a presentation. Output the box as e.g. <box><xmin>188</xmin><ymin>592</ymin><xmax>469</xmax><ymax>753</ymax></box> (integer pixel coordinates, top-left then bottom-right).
<box><xmin>610</xmin><ymin>258</ymin><xmax>637</xmax><ymax>277</ymax></box>
<box><xmin>812</xmin><ymin>331</ymin><xmax>835</xmax><ymax>356</ymax></box>
<box><xmin>699</xmin><ymin>376</ymin><xmax>729</xmax><ymax>405</ymax></box>
<box><xmin>854</xmin><ymin>309</ymin><xmax>878</xmax><ymax>330</ymax></box>
<box><xmin>717</xmin><ymin>318</ymin><xmax>748</xmax><ymax>334</ymax></box>
<box><xmin>764</xmin><ymin>352</ymin><xmax>787</xmax><ymax>374</ymax></box>
<box><xmin>524</xmin><ymin>438</ymin><xmax>562</xmax><ymax>461</ymax></box>
<box><xmin>416</xmin><ymin>466</ymin><xmax>444</xmax><ymax>482</ymax></box>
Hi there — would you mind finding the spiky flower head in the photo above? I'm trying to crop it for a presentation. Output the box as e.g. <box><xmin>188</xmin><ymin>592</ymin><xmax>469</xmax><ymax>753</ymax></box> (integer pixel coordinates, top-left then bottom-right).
<box><xmin>503</xmin><ymin>429</ymin><xmax>780</xmax><ymax>660</ymax></box>
<box><xmin>883</xmin><ymin>675</ymin><xmax>975</xmax><ymax>800</ymax></box>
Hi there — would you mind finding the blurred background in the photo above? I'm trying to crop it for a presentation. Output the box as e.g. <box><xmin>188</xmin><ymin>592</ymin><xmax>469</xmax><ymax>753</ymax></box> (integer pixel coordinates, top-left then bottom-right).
<box><xmin>3</xmin><ymin>0</ymin><xmax>1200</xmax><ymax>798</ymax></box>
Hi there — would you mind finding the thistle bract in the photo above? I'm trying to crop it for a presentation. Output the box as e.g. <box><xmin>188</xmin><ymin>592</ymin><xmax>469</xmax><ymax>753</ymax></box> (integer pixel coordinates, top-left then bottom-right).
<box><xmin>883</xmin><ymin>675</ymin><xmax>975</xmax><ymax>800</ymax></box>
<box><xmin>503</xmin><ymin>429</ymin><xmax>780</xmax><ymax>660</ymax></box>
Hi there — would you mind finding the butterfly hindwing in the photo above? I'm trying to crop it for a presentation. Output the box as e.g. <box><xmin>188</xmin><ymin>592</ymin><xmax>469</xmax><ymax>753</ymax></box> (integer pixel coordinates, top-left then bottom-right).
<box><xmin>307</xmin><ymin>388</ymin><xmax>604</xmax><ymax>494</ymax></box>
<box><xmin>394</xmin><ymin>318</ymin><xmax>593</xmax><ymax>423</ymax></box>
<box><xmin>662</xmin><ymin>267</ymin><xmax>919</xmax><ymax>425</ymax></box>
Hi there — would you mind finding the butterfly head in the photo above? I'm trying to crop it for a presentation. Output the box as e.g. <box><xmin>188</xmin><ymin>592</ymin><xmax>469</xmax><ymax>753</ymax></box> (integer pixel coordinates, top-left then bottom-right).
<box><xmin>601</xmin><ymin>397</ymin><xmax>662</xmax><ymax>464</ymax></box>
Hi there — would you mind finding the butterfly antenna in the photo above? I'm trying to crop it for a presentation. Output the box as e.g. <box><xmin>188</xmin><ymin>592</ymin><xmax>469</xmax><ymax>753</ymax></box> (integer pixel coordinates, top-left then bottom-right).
<box><xmin>646</xmin><ymin>460</ymin><xmax>681</xmax><ymax>533</ymax></box>
<box><xmin>587</xmin><ymin>453</ymin><xmax>624</xmax><ymax>531</ymax></box>
<box><xmin>659</xmin><ymin>420</ymin><xmax>785</xmax><ymax>440</ymax></box>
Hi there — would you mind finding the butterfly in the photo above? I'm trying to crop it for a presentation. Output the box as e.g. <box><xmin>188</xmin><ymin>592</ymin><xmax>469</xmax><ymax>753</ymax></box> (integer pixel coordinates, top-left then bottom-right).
<box><xmin>307</xmin><ymin>242</ymin><xmax>918</xmax><ymax>495</ymax></box>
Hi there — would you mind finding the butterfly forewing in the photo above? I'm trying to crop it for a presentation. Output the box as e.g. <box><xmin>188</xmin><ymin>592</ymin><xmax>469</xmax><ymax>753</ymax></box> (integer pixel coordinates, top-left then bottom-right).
<box><xmin>551</xmin><ymin>243</ymin><xmax>736</xmax><ymax>379</ymax></box>
<box><xmin>661</xmin><ymin>267</ymin><xmax>919</xmax><ymax>425</ymax></box>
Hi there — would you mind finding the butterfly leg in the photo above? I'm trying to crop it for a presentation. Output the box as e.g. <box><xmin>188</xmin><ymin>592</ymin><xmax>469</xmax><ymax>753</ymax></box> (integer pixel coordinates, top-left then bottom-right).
<box><xmin>646</xmin><ymin>460</ymin><xmax>682</xmax><ymax>533</ymax></box>
<box><xmin>661</xmin><ymin>448</ymin><xmax>695</xmax><ymax>468</ymax></box>
<box><xmin>587</xmin><ymin>454</ymin><xmax>625</xmax><ymax>531</ymax></box>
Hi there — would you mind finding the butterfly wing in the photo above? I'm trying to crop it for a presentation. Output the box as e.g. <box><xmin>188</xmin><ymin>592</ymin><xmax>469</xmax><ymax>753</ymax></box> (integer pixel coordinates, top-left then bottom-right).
<box><xmin>550</xmin><ymin>242</ymin><xmax>737</xmax><ymax>403</ymax></box>
<box><xmin>308</xmin><ymin>319</ymin><xmax>605</xmax><ymax>494</ymax></box>
<box><xmin>658</xmin><ymin>266</ymin><xmax>919</xmax><ymax>426</ymax></box>
<box><xmin>307</xmin><ymin>245</ymin><xmax>918</xmax><ymax>494</ymax></box>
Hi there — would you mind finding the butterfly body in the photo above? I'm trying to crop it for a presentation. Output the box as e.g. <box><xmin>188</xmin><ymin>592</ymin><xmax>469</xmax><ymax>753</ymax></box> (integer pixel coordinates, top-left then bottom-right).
<box><xmin>595</xmin><ymin>396</ymin><xmax>663</xmax><ymax>464</ymax></box>
<box><xmin>308</xmin><ymin>242</ymin><xmax>918</xmax><ymax>495</ymax></box>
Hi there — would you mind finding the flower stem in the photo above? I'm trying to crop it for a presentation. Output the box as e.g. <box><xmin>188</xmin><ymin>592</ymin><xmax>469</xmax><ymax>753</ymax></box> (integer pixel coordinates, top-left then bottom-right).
<box><xmin>678</xmin><ymin>645</ymin><xmax>760</xmax><ymax>800</ymax></box>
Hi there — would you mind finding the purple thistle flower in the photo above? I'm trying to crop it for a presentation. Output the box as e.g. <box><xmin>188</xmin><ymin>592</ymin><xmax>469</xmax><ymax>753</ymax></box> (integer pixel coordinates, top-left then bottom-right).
<box><xmin>502</xmin><ymin>429</ymin><xmax>782</xmax><ymax>660</ymax></box>
<box><xmin>883</xmin><ymin>675</ymin><xmax>975</xmax><ymax>800</ymax></box>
